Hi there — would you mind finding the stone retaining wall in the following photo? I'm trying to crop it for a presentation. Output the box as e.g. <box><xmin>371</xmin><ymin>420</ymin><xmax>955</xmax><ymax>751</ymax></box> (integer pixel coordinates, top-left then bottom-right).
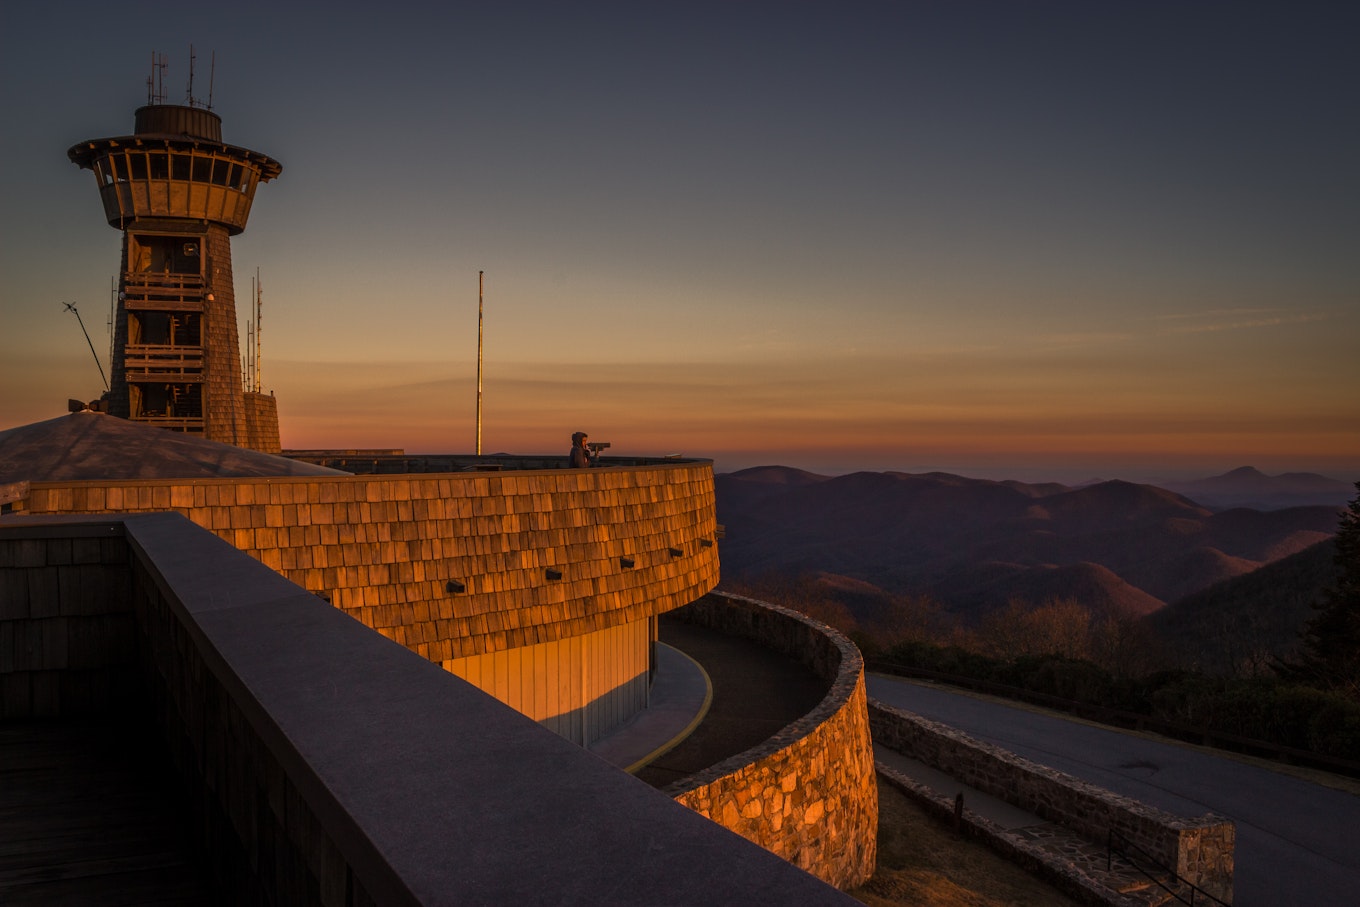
<box><xmin>663</xmin><ymin>592</ymin><xmax>878</xmax><ymax>890</ymax></box>
<box><xmin>870</xmin><ymin>700</ymin><xmax>1234</xmax><ymax>903</ymax></box>
<box><xmin>17</xmin><ymin>462</ymin><xmax>718</xmax><ymax>662</ymax></box>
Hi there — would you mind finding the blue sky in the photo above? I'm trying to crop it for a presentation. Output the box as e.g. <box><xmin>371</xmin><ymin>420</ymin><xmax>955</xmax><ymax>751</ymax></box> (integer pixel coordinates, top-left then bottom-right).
<box><xmin>2</xmin><ymin>1</ymin><xmax>1356</xmax><ymax>481</ymax></box>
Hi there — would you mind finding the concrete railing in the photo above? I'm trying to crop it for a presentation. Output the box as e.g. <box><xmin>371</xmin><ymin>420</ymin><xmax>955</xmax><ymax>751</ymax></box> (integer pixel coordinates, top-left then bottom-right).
<box><xmin>0</xmin><ymin>513</ymin><xmax>857</xmax><ymax>905</ymax></box>
<box><xmin>870</xmin><ymin>700</ymin><xmax>1234</xmax><ymax>903</ymax></box>
<box><xmin>661</xmin><ymin>592</ymin><xmax>879</xmax><ymax>890</ymax></box>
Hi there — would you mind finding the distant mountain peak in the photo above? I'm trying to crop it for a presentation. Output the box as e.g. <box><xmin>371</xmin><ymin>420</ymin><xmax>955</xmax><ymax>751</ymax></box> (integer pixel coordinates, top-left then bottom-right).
<box><xmin>722</xmin><ymin>465</ymin><xmax>829</xmax><ymax>485</ymax></box>
<box><xmin>1161</xmin><ymin>466</ymin><xmax>1353</xmax><ymax>509</ymax></box>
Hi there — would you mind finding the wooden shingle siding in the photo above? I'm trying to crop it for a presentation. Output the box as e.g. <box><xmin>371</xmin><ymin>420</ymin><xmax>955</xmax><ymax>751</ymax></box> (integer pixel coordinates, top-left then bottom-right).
<box><xmin>23</xmin><ymin>463</ymin><xmax>719</xmax><ymax>661</ymax></box>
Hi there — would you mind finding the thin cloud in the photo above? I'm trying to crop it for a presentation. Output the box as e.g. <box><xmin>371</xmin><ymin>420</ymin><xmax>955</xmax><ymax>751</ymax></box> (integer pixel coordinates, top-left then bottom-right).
<box><xmin>1159</xmin><ymin>312</ymin><xmax>1328</xmax><ymax>335</ymax></box>
<box><xmin>1035</xmin><ymin>331</ymin><xmax>1136</xmax><ymax>347</ymax></box>
<box><xmin>1152</xmin><ymin>307</ymin><xmax>1286</xmax><ymax>321</ymax></box>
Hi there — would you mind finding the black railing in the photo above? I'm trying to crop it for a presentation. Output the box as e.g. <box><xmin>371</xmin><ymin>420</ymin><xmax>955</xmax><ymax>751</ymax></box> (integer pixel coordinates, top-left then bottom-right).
<box><xmin>281</xmin><ymin>453</ymin><xmax>708</xmax><ymax>475</ymax></box>
<box><xmin>868</xmin><ymin>659</ymin><xmax>1360</xmax><ymax>779</ymax></box>
<box><xmin>1107</xmin><ymin>829</ymin><xmax>1231</xmax><ymax>906</ymax></box>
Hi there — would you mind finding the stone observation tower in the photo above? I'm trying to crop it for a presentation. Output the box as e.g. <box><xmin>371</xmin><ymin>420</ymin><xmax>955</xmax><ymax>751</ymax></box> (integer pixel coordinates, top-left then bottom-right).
<box><xmin>68</xmin><ymin>74</ymin><xmax>283</xmax><ymax>451</ymax></box>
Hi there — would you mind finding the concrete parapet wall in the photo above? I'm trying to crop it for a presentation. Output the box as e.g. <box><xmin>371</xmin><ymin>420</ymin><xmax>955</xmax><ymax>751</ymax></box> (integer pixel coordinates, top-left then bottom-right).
<box><xmin>19</xmin><ymin>462</ymin><xmax>719</xmax><ymax>661</ymax></box>
<box><xmin>869</xmin><ymin>700</ymin><xmax>1234</xmax><ymax>902</ymax></box>
<box><xmin>0</xmin><ymin>513</ymin><xmax>858</xmax><ymax>905</ymax></box>
<box><xmin>664</xmin><ymin>592</ymin><xmax>878</xmax><ymax>890</ymax></box>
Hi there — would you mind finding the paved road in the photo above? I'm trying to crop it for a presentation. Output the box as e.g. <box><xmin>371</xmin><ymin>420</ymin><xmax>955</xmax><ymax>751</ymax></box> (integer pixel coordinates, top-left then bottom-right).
<box><xmin>868</xmin><ymin>674</ymin><xmax>1360</xmax><ymax>907</ymax></box>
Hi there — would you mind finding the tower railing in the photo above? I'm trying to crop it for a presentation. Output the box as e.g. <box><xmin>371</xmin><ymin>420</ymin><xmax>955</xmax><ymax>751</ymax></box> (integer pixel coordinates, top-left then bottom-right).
<box><xmin>129</xmin><ymin>415</ymin><xmax>203</xmax><ymax>431</ymax></box>
<box><xmin>122</xmin><ymin>272</ymin><xmax>205</xmax><ymax>292</ymax></box>
<box><xmin>123</xmin><ymin>344</ymin><xmax>204</xmax><ymax>381</ymax></box>
<box><xmin>122</xmin><ymin>272</ymin><xmax>206</xmax><ymax>311</ymax></box>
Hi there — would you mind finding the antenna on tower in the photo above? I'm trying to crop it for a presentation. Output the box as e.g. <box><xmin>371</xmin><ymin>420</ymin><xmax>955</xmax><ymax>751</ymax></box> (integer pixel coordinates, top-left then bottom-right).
<box><xmin>207</xmin><ymin>51</ymin><xmax>216</xmax><ymax>110</ymax></box>
<box><xmin>255</xmin><ymin>269</ymin><xmax>263</xmax><ymax>393</ymax></box>
<box><xmin>147</xmin><ymin>51</ymin><xmax>168</xmax><ymax>105</ymax></box>
<box><xmin>187</xmin><ymin>44</ymin><xmax>196</xmax><ymax>106</ymax></box>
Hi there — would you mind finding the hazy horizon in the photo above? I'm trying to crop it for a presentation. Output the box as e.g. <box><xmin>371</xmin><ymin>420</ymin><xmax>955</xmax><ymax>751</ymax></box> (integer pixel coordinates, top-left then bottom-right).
<box><xmin>703</xmin><ymin>458</ymin><xmax>1359</xmax><ymax>487</ymax></box>
<box><xmin>3</xmin><ymin>2</ymin><xmax>1356</xmax><ymax>482</ymax></box>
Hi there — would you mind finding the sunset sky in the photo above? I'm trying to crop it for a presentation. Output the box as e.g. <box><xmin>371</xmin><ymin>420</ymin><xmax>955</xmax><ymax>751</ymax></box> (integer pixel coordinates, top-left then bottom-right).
<box><xmin>2</xmin><ymin>1</ymin><xmax>1356</xmax><ymax>482</ymax></box>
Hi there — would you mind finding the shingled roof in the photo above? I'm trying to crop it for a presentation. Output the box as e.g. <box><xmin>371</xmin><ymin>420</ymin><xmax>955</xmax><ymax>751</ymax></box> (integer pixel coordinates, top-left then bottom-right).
<box><xmin>0</xmin><ymin>413</ymin><xmax>347</xmax><ymax>484</ymax></box>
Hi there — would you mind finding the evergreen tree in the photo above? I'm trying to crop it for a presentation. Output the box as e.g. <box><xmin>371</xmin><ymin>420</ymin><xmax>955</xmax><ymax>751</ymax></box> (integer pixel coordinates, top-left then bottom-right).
<box><xmin>1290</xmin><ymin>482</ymin><xmax>1360</xmax><ymax>699</ymax></box>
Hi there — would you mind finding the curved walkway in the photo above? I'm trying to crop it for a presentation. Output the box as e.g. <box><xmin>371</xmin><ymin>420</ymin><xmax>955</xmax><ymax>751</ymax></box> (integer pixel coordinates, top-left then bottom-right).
<box><xmin>637</xmin><ymin>617</ymin><xmax>827</xmax><ymax>787</ymax></box>
<box><xmin>592</xmin><ymin>616</ymin><xmax>827</xmax><ymax>788</ymax></box>
<box><xmin>587</xmin><ymin>641</ymin><xmax>712</xmax><ymax>772</ymax></box>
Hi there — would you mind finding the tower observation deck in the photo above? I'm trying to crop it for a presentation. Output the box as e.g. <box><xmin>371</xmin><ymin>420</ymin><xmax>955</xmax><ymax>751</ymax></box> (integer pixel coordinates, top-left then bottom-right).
<box><xmin>69</xmin><ymin>99</ymin><xmax>283</xmax><ymax>449</ymax></box>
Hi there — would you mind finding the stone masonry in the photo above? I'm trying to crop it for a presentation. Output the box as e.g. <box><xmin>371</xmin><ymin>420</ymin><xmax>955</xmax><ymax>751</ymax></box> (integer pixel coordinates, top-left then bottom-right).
<box><xmin>870</xmin><ymin>700</ymin><xmax>1234</xmax><ymax>903</ymax></box>
<box><xmin>666</xmin><ymin>593</ymin><xmax>879</xmax><ymax>890</ymax></box>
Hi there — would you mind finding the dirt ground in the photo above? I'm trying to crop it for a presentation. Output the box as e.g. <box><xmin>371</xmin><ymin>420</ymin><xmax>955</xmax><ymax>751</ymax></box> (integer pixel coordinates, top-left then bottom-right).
<box><xmin>847</xmin><ymin>778</ymin><xmax>1081</xmax><ymax>907</ymax></box>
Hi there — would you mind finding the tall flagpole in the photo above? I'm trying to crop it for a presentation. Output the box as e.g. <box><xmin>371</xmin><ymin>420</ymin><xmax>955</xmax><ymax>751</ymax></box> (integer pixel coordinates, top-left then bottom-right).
<box><xmin>476</xmin><ymin>270</ymin><xmax>484</xmax><ymax>456</ymax></box>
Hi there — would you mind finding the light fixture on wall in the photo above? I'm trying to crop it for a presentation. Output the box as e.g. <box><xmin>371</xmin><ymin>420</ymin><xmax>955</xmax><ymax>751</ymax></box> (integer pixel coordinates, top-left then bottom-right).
<box><xmin>545</xmin><ymin>568</ymin><xmax>563</xmax><ymax>581</ymax></box>
<box><xmin>668</xmin><ymin>546</ymin><xmax>683</xmax><ymax>558</ymax></box>
<box><xmin>445</xmin><ymin>580</ymin><xmax>466</xmax><ymax>594</ymax></box>
<box><xmin>619</xmin><ymin>557</ymin><xmax>635</xmax><ymax>569</ymax></box>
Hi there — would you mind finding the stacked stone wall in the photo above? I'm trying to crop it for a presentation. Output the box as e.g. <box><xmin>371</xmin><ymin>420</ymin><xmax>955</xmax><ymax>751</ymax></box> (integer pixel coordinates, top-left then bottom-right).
<box><xmin>870</xmin><ymin>701</ymin><xmax>1234</xmax><ymax>902</ymax></box>
<box><xmin>20</xmin><ymin>463</ymin><xmax>719</xmax><ymax>661</ymax></box>
<box><xmin>665</xmin><ymin>592</ymin><xmax>878</xmax><ymax>890</ymax></box>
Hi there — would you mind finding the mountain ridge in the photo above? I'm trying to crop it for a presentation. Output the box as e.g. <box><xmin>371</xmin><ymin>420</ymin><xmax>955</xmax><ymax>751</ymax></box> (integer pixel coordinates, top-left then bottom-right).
<box><xmin>715</xmin><ymin>466</ymin><xmax>1344</xmax><ymax>622</ymax></box>
<box><xmin>1159</xmin><ymin>466</ymin><xmax>1354</xmax><ymax>510</ymax></box>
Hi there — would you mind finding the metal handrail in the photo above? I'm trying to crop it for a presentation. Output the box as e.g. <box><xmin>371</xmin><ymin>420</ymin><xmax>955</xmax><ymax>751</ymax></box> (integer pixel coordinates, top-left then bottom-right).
<box><xmin>1107</xmin><ymin>829</ymin><xmax>1231</xmax><ymax>906</ymax></box>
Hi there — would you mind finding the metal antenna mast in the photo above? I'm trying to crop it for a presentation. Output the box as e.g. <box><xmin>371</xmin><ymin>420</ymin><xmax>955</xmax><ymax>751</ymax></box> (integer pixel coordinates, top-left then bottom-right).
<box><xmin>148</xmin><ymin>52</ymin><xmax>168</xmax><ymax>105</ymax></box>
<box><xmin>476</xmin><ymin>271</ymin><xmax>485</xmax><ymax>455</ymax></box>
<box><xmin>255</xmin><ymin>269</ymin><xmax>263</xmax><ymax>393</ymax></box>
<box><xmin>63</xmin><ymin>302</ymin><xmax>109</xmax><ymax>392</ymax></box>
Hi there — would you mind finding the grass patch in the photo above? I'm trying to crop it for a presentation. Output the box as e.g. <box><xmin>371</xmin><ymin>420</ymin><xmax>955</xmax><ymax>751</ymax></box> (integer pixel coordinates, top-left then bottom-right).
<box><xmin>848</xmin><ymin>778</ymin><xmax>1081</xmax><ymax>907</ymax></box>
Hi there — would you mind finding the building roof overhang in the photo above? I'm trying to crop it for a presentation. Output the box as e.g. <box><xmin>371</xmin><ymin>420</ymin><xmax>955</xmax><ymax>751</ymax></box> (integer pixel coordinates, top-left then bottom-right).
<box><xmin>67</xmin><ymin>135</ymin><xmax>283</xmax><ymax>181</ymax></box>
<box><xmin>0</xmin><ymin>412</ymin><xmax>343</xmax><ymax>483</ymax></box>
